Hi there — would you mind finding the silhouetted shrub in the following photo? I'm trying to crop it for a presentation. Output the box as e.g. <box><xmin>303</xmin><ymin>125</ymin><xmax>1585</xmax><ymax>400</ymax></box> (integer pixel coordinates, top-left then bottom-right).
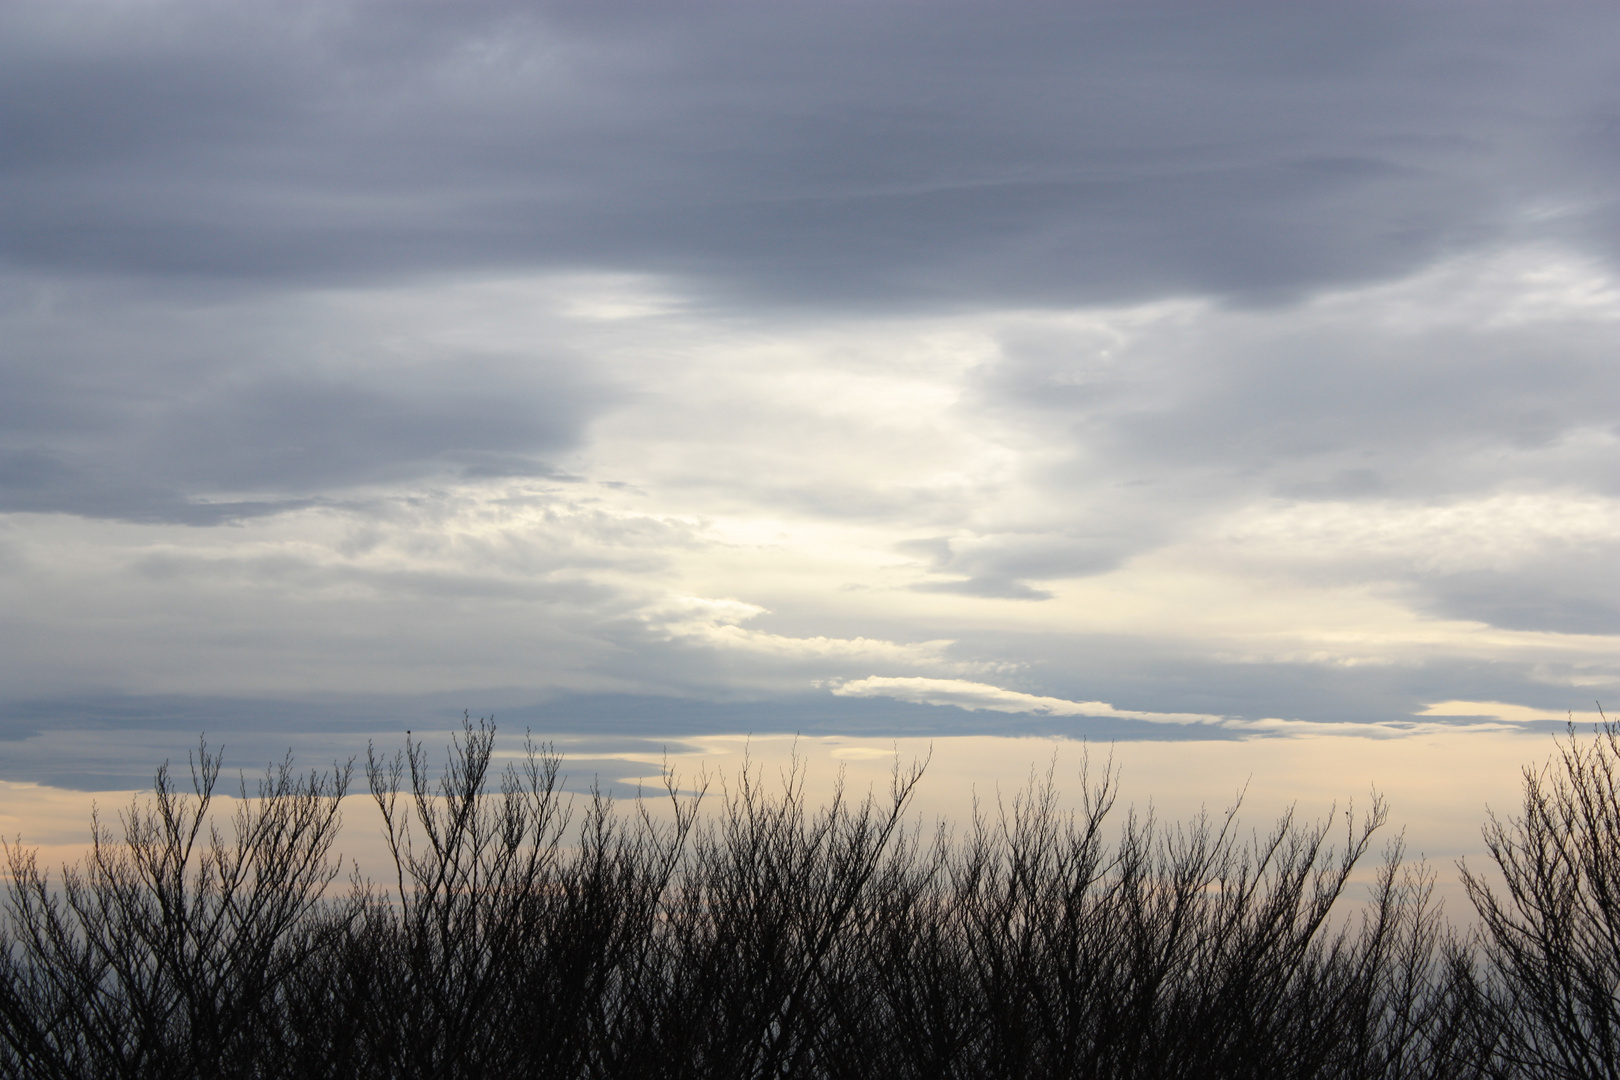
<box><xmin>0</xmin><ymin>744</ymin><xmax>354</xmax><ymax>1079</ymax></box>
<box><xmin>1463</xmin><ymin>713</ymin><xmax>1620</xmax><ymax>1080</ymax></box>
<box><xmin>2</xmin><ymin>713</ymin><xmax>1614</xmax><ymax>1078</ymax></box>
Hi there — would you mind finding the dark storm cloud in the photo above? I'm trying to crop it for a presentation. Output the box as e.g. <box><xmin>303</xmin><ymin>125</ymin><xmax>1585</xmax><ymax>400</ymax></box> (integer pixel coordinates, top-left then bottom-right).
<box><xmin>1</xmin><ymin>1</ymin><xmax>1614</xmax><ymax>308</ymax></box>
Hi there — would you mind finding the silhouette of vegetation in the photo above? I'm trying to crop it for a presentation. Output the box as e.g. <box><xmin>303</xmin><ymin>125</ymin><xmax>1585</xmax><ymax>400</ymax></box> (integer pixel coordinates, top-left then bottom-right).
<box><xmin>1</xmin><ymin>711</ymin><xmax>1615</xmax><ymax>1078</ymax></box>
<box><xmin>1462</xmin><ymin>710</ymin><xmax>1620</xmax><ymax>1080</ymax></box>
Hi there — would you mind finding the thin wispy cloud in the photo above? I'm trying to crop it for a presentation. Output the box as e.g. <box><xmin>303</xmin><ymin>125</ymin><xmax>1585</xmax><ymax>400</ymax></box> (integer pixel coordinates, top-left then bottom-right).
<box><xmin>832</xmin><ymin>677</ymin><xmax>1230</xmax><ymax>725</ymax></box>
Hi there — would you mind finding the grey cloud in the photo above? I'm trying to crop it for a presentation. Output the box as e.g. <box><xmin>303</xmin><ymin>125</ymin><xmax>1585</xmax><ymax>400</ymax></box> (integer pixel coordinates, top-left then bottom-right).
<box><xmin>0</xmin><ymin>688</ymin><xmax>1239</xmax><ymax>790</ymax></box>
<box><xmin>1414</xmin><ymin>565</ymin><xmax>1620</xmax><ymax>637</ymax></box>
<box><xmin>0</xmin><ymin>446</ymin><xmax>313</xmax><ymax>524</ymax></box>
<box><xmin>148</xmin><ymin>366</ymin><xmax>593</xmax><ymax>493</ymax></box>
<box><xmin>939</xmin><ymin>264</ymin><xmax>1620</xmax><ymax>612</ymax></box>
<box><xmin>934</xmin><ymin>627</ymin><xmax>1614</xmax><ymax>729</ymax></box>
<box><xmin>126</xmin><ymin>552</ymin><xmax>623</xmax><ymax>611</ymax></box>
<box><xmin>987</xmin><ymin>313</ymin><xmax>1619</xmax><ymax>502</ymax></box>
<box><xmin>0</xmin><ymin>276</ymin><xmax>610</xmax><ymax>522</ymax></box>
<box><xmin>1</xmin><ymin>2</ymin><xmax>1614</xmax><ymax>308</ymax></box>
<box><xmin>1274</xmin><ymin>469</ymin><xmax>1388</xmax><ymax>501</ymax></box>
<box><xmin>451</xmin><ymin>455</ymin><xmax>583</xmax><ymax>482</ymax></box>
<box><xmin>1123</xmin><ymin>336</ymin><xmax>1617</xmax><ymax>499</ymax></box>
<box><xmin>903</xmin><ymin>531</ymin><xmax>1132</xmax><ymax>600</ymax></box>
<box><xmin>0</xmin><ymin>0</ymin><xmax>1614</xmax><ymax>763</ymax></box>
<box><xmin>915</xmin><ymin>577</ymin><xmax>1055</xmax><ymax>602</ymax></box>
<box><xmin>5</xmin><ymin>652</ymin><xmax>1594</xmax><ymax>789</ymax></box>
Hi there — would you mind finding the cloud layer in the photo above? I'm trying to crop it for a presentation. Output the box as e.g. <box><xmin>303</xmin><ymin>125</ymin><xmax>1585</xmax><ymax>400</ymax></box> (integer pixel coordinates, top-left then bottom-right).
<box><xmin>4</xmin><ymin>2</ymin><xmax>1616</xmax><ymax>303</ymax></box>
<box><xmin>0</xmin><ymin>1</ymin><xmax>1615</xmax><ymax>784</ymax></box>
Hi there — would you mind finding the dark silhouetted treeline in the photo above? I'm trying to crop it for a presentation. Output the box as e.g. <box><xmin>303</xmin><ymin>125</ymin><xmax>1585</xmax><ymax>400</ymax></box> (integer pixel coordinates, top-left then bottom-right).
<box><xmin>4</xmin><ymin>714</ymin><xmax>1620</xmax><ymax>1079</ymax></box>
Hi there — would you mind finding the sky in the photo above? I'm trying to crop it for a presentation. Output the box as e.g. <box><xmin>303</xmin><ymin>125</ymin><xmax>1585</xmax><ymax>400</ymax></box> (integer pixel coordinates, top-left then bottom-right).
<box><xmin>0</xmin><ymin>2</ymin><xmax>1616</xmax><ymax>812</ymax></box>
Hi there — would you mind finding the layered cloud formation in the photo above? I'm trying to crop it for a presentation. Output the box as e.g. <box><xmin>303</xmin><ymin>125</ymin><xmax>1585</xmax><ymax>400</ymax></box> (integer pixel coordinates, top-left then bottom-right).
<box><xmin>0</xmin><ymin>1</ymin><xmax>1615</xmax><ymax>783</ymax></box>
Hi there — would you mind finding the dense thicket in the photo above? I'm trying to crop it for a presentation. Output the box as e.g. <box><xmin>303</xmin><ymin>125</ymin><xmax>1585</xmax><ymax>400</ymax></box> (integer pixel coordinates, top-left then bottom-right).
<box><xmin>2</xmin><ymin>714</ymin><xmax>1617</xmax><ymax>1080</ymax></box>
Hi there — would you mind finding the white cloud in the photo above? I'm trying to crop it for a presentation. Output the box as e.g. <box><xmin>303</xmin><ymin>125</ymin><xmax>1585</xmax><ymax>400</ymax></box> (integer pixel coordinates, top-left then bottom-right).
<box><xmin>1417</xmin><ymin>700</ymin><xmax>1608</xmax><ymax>726</ymax></box>
<box><xmin>2</xmin><ymin>251</ymin><xmax>1616</xmax><ymax>719</ymax></box>
<box><xmin>832</xmin><ymin>677</ymin><xmax>1546</xmax><ymax>740</ymax></box>
<box><xmin>832</xmin><ymin>677</ymin><xmax>1225</xmax><ymax>725</ymax></box>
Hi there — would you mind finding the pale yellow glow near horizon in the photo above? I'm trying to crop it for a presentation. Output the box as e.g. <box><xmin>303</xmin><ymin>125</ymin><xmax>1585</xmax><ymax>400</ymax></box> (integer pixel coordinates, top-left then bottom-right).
<box><xmin>1418</xmin><ymin>701</ymin><xmax>1606</xmax><ymax>725</ymax></box>
<box><xmin>3</xmin><ymin>728</ymin><xmax>1562</xmax><ymax>923</ymax></box>
<box><xmin>556</xmin><ymin>727</ymin><xmax>1566</xmax><ymax>919</ymax></box>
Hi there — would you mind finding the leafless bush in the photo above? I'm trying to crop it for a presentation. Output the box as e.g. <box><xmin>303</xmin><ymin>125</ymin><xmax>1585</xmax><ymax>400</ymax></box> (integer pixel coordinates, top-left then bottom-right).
<box><xmin>353</xmin><ymin>713</ymin><xmax>705</xmax><ymax>1078</ymax></box>
<box><xmin>1463</xmin><ymin>713</ymin><xmax>1620</xmax><ymax>1080</ymax></box>
<box><xmin>0</xmin><ymin>741</ymin><xmax>354</xmax><ymax>1079</ymax></box>
<box><xmin>5</xmin><ymin>716</ymin><xmax>1609</xmax><ymax>1079</ymax></box>
<box><xmin>855</xmin><ymin>762</ymin><xmax>1485</xmax><ymax>1080</ymax></box>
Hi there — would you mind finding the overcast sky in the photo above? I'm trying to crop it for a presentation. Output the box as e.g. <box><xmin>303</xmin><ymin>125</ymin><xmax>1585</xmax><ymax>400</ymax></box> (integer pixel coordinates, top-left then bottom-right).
<box><xmin>1</xmin><ymin>1</ymin><xmax>1616</xmax><ymax>789</ymax></box>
